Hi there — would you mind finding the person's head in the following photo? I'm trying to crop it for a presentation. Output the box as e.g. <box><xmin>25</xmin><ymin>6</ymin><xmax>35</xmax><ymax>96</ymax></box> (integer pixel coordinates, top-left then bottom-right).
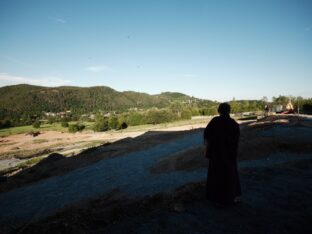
<box><xmin>218</xmin><ymin>103</ymin><xmax>231</xmax><ymax>116</ymax></box>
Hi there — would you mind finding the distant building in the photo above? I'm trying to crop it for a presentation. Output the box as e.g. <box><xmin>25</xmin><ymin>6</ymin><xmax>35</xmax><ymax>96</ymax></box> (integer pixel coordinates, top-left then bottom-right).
<box><xmin>271</xmin><ymin>100</ymin><xmax>294</xmax><ymax>114</ymax></box>
<box><xmin>272</xmin><ymin>105</ymin><xmax>283</xmax><ymax>113</ymax></box>
<box><xmin>285</xmin><ymin>101</ymin><xmax>294</xmax><ymax>111</ymax></box>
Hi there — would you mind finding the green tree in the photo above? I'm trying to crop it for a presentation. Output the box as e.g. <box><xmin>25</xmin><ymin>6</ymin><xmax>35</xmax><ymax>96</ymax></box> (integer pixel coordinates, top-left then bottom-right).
<box><xmin>146</xmin><ymin>109</ymin><xmax>175</xmax><ymax>124</ymax></box>
<box><xmin>47</xmin><ymin>116</ymin><xmax>56</xmax><ymax>124</ymax></box>
<box><xmin>190</xmin><ymin>107</ymin><xmax>200</xmax><ymax>116</ymax></box>
<box><xmin>108</xmin><ymin>115</ymin><xmax>119</xmax><ymax>130</ymax></box>
<box><xmin>229</xmin><ymin>100</ymin><xmax>239</xmax><ymax>113</ymax></box>
<box><xmin>32</xmin><ymin>121</ymin><xmax>41</xmax><ymax>128</ymax></box>
<box><xmin>68</xmin><ymin>123</ymin><xmax>85</xmax><ymax>133</ymax></box>
<box><xmin>241</xmin><ymin>100</ymin><xmax>249</xmax><ymax>112</ymax></box>
<box><xmin>272</xmin><ymin>95</ymin><xmax>289</xmax><ymax>105</ymax></box>
<box><xmin>61</xmin><ymin>122</ymin><xmax>69</xmax><ymax>127</ymax></box>
<box><xmin>93</xmin><ymin>115</ymin><xmax>109</xmax><ymax>132</ymax></box>
<box><xmin>301</xmin><ymin>98</ymin><xmax>312</xmax><ymax>114</ymax></box>
<box><xmin>68</xmin><ymin>124</ymin><xmax>79</xmax><ymax>133</ymax></box>
<box><xmin>181</xmin><ymin>109</ymin><xmax>192</xmax><ymax>120</ymax></box>
<box><xmin>126</xmin><ymin>112</ymin><xmax>146</xmax><ymax>126</ymax></box>
<box><xmin>120</xmin><ymin>122</ymin><xmax>128</xmax><ymax>129</ymax></box>
<box><xmin>0</xmin><ymin>119</ymin><xmax>12</xmax><ymax>129</ymax></box>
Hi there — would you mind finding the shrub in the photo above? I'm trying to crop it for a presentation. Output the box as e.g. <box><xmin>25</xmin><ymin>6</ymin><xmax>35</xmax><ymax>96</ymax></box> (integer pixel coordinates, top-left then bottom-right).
<box><xmin>47</xmin><ymin>117</ymin><xmax>55</xmax><ymax>124</ymax></box>
<box><xmin>68</xmin><ymin>124</ymin><xmax>78</xmax><ymax>133</ymax></box>
<box><xmin>61</xmin><ymin>122</ymin><xmax>69</xmax><ymax>127</ymax></box>
<box><xmin>302</xmin><ymin>102</ymin><xmax>312</xmax><ymax>114</ymax></box>
<box><xmin>78</xmin><ymin>123</ymin><xmax>85</xmax><ymax>131</ymax></box>
<box><xmin>93</xmin><ymin>117</ymin><xmax>109</xmax><ymax>132</ymax></box>
<box><xmin>108</xmin><ymin>116</ymin><xmax>119</xmax><ymax>130</ymax></box>
<box><xmin>126</xmin><ymin>112</ymin><xmax>146</xmax><ymax>126</ymax></box>
<box><xmin>68</xmin><ymin>123</ymin><xmax>85</xmax><ymax>133</ymax></box>
<box><xmin>120</xmin><ymin>122</ymin><xmax>128</xmax><ymax>129</ymax></box>
<box><xmin>181</xmin><ymin>109</ymin><xmax>192</xmax><ymax>120</ymax></box>
<box><xmin>0</xmin><ymin>120</ymin><xmax>11</xmax><ymax>129</ymax></box>
<box><xmin>146</xmin><ymin>109</ymin><xmax>175</xmax><ymax>124</ymax></box>
<box><xmin>32</xmin><ymin>121</ymin><xmax>41</xmax><ymax>128</ymax></box>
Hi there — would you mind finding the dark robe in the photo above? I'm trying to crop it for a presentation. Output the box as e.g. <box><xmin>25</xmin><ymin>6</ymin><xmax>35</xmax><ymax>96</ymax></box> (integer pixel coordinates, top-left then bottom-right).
<box><xmin>203</xmin><ymin>115</ymin><xmax>241</xmax><ymax>204</ymax></box>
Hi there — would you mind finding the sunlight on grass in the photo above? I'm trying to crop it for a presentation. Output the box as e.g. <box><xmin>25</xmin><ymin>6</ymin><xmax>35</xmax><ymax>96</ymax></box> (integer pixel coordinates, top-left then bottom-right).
<box><xmin>0</xmin><ymin>118</ymin><xmax>211</xmax><ymax>137</ymax></box>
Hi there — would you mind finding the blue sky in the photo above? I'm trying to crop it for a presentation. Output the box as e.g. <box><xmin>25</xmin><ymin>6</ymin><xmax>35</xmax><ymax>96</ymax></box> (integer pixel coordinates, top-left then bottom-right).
<box><xmin>0</xmin><ymin>0</ymin><xmax>311</xmax><ymax>101</ymax></box>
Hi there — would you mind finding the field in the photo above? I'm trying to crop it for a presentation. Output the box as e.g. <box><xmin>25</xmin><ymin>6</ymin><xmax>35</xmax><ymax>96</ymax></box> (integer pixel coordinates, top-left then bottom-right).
<box><xmin>0</xmin><ymin>122</ymin><xmax>95</xmax><ymax>137</ymax></box>
<box><xmin>0</xmin><ymin>117</ymin><xmax>211</xmax><ymax>174</ymax></box>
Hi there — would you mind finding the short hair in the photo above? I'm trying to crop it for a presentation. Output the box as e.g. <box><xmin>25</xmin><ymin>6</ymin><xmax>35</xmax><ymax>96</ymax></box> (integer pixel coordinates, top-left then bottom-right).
<box><xmin>218</xmin><ymin>103</ymin><xmax>231</xmax><ymax>115</ymax></box>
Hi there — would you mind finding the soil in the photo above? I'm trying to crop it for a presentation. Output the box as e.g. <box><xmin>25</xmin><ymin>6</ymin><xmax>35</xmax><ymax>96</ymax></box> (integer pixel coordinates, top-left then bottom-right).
<box><xmin>11</xmin><ymin>158</ymin><xmax>312</xmax><ymax>234</ymax></box>
<box><xmin>0</xmin><ymin>125</ymin><xmax>206</xmax><ymax>193</ymax></box>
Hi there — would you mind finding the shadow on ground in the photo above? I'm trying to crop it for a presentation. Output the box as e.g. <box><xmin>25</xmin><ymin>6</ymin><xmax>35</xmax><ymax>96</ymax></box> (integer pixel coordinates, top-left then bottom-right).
<box><xmin>1</xmin><ymin>115</ymin><xmax>312</xmax><ymax>233</ymax></box>
<box><xmin>12</xmin><ymin>158</ymin><xmax>312</xmax><ymax>234</ymax></box>
<box><xmin>0</xmin><ymin>129</ymin><xmax>203</xmax><ymax>193</ymax></box>
<box><xmin>150</xmin><ymin>117</ymin><xmax>312</xmax><ymax>174</ymax></box>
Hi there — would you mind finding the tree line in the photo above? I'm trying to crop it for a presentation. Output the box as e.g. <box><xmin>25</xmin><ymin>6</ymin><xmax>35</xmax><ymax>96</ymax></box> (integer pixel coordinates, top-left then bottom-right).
<box><xmin>1</xmin><ymin>92</ymin><xmax>312</xmax><ymax>131</ymax></box>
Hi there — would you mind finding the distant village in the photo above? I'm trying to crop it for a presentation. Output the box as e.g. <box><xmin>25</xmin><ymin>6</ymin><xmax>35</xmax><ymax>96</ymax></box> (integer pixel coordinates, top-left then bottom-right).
<box><xmin>42</xmin><ymin>99</ymin><xmax>298</xmax><ymax>122</ymax></box>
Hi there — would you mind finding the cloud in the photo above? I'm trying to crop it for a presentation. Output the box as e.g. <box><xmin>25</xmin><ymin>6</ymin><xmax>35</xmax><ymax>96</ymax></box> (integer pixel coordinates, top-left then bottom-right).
<box><xmin>85</xmin><ymin>65</ymin><xmax>111</xmax><ymax>73</ymax></box>
<box><xmin>50</xmin><ymin>17</ymin><xmax>66</xmax><ymax>24</ymax></box>
<box><xmin>0</xmin><ymin>73</ymin><xmax>71</xmax><ymax>87</ymax></box>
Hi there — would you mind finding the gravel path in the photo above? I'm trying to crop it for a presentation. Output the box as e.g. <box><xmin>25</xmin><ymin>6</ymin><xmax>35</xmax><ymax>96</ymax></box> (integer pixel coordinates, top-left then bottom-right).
<box><xmin>1</xmin><ymin>131</ymin><xmax>311</xmax><ymax>227</ymax></box>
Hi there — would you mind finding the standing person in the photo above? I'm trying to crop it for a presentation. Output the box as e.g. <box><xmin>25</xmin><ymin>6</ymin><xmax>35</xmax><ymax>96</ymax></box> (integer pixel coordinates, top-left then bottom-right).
<box><xmin>204</xmin><ymin>103</ymin><xmax>241</xmax><ymax>205</ymax></box>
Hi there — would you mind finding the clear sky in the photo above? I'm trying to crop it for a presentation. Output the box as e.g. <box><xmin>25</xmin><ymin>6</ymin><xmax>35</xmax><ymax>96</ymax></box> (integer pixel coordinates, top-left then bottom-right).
<box><xmin>0</xmin><ymin>0</ymin><xmax>311</xmax><ymax>101</ymax></box>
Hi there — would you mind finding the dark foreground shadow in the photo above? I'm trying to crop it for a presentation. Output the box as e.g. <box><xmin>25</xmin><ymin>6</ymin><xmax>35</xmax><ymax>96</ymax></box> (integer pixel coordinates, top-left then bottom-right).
<box><xmin>0</xmin><ymin>128</ymin><xmax>204</xmax><ymax>193</ymax></box>
<box><xmin>10</xmin><ymin>158</ymin><xmax>312</xmax><ymax>234</ymax></box>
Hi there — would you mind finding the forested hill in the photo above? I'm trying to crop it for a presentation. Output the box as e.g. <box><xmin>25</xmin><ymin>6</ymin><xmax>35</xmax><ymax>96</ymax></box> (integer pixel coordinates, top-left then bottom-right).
<box><xmin>0</xmin><ymin>84</ymin><xmax>211</xmax><ymax>118</ymax></box>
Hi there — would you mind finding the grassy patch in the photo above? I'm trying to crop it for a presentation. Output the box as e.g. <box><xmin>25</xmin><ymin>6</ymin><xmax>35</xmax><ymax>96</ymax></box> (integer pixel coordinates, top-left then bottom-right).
<box><xmin>15</xmin><ymin>157</ymin><xmax>43</xmax><ymax>170</ymax></box>
<box><xmin>0</xmin><ymin>118</ymin><xmax>209</xmax><ymax>137</ymax></box>
<box><xmin>0</xmin><ymin>156</ymin><xmax>44</xmax><ymax>175</ymax></box>
<box><xmin>0</xmin><ymin>125</ymin><xmax>34</xmax><ymax>137</ymax></box>
<box><xmin>120</xmin><ymin>118</ymin><xmax>210</xmax><ymax>132</ymax></box>
<box><xmin>0</xmin><ymin>122</ymin><xmax>95</xmax><ymax>137</ymax></box>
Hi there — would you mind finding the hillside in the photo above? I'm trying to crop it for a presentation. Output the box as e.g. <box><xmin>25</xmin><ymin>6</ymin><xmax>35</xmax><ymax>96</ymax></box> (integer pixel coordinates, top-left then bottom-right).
<box><xmin>0</xmin><ymin>84</ymin><xmax>212</xmax><ymax>119</ymax></box>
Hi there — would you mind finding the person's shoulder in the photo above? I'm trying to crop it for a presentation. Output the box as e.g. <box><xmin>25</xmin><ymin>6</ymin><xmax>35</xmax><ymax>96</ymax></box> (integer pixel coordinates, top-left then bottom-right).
<box><xmin>210</xmin><ymin>116</ymin><xmax>221</xmax><ymax>124</ymax></box>
<box><xmin>212</xmin><ymin>116</ymin><xmax>221</xmax><ymax>121</ymax></box>
<box><xmin>229</xmin><ymin>117</ymin><xmax>239</xmax><ymax>126</ymax></box>
<box><xmin>205</xmin><ymin>116</ymin><xmax>219</xmax><ymax>128</ymax></box>
<box><xmin>229</xmin><ymin>117</ymin><xmax>238</xmax><ymax>122</ymax></box>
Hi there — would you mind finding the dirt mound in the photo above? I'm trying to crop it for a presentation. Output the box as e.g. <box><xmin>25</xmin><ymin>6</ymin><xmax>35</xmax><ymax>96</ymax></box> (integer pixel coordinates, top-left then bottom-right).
<box><xmin>15</xmin><ymin>159</ymin><xmax>312</xmax><ymax>234</ymax></box>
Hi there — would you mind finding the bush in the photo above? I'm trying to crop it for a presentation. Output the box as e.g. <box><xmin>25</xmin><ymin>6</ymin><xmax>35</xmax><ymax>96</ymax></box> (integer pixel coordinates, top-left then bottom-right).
<box><xmin>0</xmin><ymin>120</ymin><xmax>11</xmax><ymax>129</ymax></box>
<box><xmin>32</xmin><ymin>121</ymin><xmax>41</xmax><ymax>128</ymax></box>
<box><xmin>200</xmin><ymin>107</ymin><xmax>218</xmax><ymax>116</ymax></box>
<box><xmin>146</xmin><ymin>109</ymin><xmax>175</xmax><ymax>124</ymax></box>
<box><xmin>68</xmin><ymin>123</ymin><xmax>85</xmax><ymax>133</ymax></box>
<box><xmin>302</xmin><ymin>100</ymin><xmax>312</xmax><ymax>114</ymax></box>
<box><xmin>93</xmin><ymin>117</ymin><xmax>109</xmax><ymax>132</ymax></box>
<box><xmin>61</xmin><ymin>122</ymin><xmax>69</xmax><ymax>127</ymax></box>
<box><xmin>108</xmin><ymin>116</ymin><xmax>119</xmax><ymax>130</ymax></box>
<box><xmin>47</xmin><ymin>117</ymin><xmax>55</xmax><ymax>124</ymax></box>
<box><xmin>120</xmin><ymin>122</ymin><xmax>128</xmax><ymax>129</ymax></box>
<box><xmin>126</xmin><ymin>112</ymin><xmax>146</xmax><ymax>126</ymax></box>
<box><xmin>181</xmin><ymin>109</ymin><xmax>192</xmax><ymax>120</ymax></box>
